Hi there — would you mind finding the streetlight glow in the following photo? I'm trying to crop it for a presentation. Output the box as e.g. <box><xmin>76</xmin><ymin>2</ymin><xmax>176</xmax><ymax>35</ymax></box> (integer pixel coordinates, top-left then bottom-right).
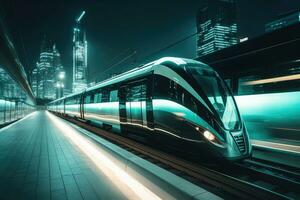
<box><xmin>59</xmin><ymin>71</ymin><xmax>65</xmax><ymax>80</ymax></box>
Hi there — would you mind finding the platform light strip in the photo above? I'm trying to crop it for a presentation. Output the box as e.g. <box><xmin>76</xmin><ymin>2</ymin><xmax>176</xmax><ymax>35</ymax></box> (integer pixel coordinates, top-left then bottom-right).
<box><xmin>46</xmin><ymin>111</ymin><xmax>161</xmax><ymax>200</ymax></box>
<box><xmin>242</xmin><ymin>74</ymin><xmax>300</xmax><ymax>85</ymax></box>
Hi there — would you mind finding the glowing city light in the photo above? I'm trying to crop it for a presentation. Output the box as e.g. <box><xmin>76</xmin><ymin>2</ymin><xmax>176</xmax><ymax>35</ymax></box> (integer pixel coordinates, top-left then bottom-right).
<box><xmin>242</xmin><ymin>74</ymin><xmax>300</xmax><ymax>85</ymax></box>
<box><xmin>76</xmin><ymin>11</ymin><xmax>86</xmax><ymax>22</ymax></box>
<box><xmin>59</xmin><ymin>72</ymin><xmax>65</xmax><ymax>80</ymax></box>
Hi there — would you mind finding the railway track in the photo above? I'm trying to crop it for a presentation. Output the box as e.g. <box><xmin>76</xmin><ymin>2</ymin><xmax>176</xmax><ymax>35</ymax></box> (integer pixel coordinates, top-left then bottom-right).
<box><xmin>215</xmin><ymin>160</ymin><xmax>300</xmax><ymax>199</ymax></box>
<box><xmin>54</xmin><ymin>112</ymin><xmax>299</xmax><ymax>199</ymax></box>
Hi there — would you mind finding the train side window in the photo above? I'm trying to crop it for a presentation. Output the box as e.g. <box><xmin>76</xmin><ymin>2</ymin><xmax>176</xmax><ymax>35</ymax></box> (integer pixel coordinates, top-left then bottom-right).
<box><xmin>128</xmin><ymin>84</ymin><xmax>146</xmax><ymax>101</ymax></box>
<box><xmin>98</xmin><ymin>93</ymin><xmax>103</xmax><ymax>103</ymax></box>
<box><xmin>154</xmin><ymin>75</ymin><xmax>198</xmax><ymax>114</ymax></box>
<box><xmin>94</xmin><ymin>93</ymin><xmax>101</xmax><ymax>103</ymax></box>
<box><xmin>154</xmin><ymin>75</ymin><xmax>169</xmax><ymax>99</ymax></box>
<box><xmin>140</xmin><ymin>84</ymin><xmax>146</xmax><ymax>100</ymax></box>
<box><xmin>102</xmin><ymin>90</ymin><xmax>109</xmax><ymax>102</ymax></box>
<box><xmin>169</xmin><ymin>81</ymin><xmax>183</xmax><ymax>103</ymax></box>
<box><xmin>109</xmin><ymin>90</ymin><xmax>118</xmax><ymax>102</ymax></box>
<box><xmin>131</xmin><ymin>85</ymin><xmax>142</xmax><ymax>101</ymax></box>
<box><xmin>90</xmin><ymin>94</ymin><xmax>94</xmax><ymax>104</ymax></box>
<box><xmin>74</xmin><ymin>96</ymin><xmax>78</xmax><ymax>104</ymax></box>
<box><xmin>85</xmin><ymin>95</ymin><xmax>91</xmax><ymax>104</ymax></box>
<box><xmin>184</xmin><ymin>93</ymin><xmax>198</xmax><ymax>114</ymax></box>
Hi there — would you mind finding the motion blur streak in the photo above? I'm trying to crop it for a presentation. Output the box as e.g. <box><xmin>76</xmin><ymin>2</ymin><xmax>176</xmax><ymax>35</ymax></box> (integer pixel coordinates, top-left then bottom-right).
<box><xmin>46</xmin><ymin>111</ymin><xmax>162</xmax><ymax>200</ymax></box>
<box><xmin>252</xmin><ymin>140</ymin><xmax>300</xmax><ymax>154</ymax></box>
<box><xmin>242</xmin><ymin>74</ymin><xmax>300</xmax><ymax>85</ymax></box>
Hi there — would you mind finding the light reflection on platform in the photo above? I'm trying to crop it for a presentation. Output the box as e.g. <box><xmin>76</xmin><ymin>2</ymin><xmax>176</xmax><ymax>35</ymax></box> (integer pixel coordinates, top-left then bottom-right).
<box><xmin>47</xmin><ymin>111</ymin><xmax>162</xmax><ymax>200</ymax></box>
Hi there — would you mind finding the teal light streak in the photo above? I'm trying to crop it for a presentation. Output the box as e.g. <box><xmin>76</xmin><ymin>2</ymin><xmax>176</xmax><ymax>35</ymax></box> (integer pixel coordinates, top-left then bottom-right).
<box><xmin>235</xmin><ymin>91</ymin><xmax>300</xmax><ymax>140</ymax></box>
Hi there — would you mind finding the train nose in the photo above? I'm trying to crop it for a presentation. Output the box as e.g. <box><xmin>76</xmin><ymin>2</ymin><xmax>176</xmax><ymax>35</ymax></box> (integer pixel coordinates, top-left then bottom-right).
<box><xmin>228</xmin><ymin>124</ymin><xmax>252</xmax><ymax>159</ymax></box>
<box><xmin>231</xmin><ymin>130</ymin><xmax>247</xmax><ymax>154</ymax></box>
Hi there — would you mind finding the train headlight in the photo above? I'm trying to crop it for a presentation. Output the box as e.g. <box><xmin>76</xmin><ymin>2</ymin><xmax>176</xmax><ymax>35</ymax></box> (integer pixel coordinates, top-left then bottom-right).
<box><xmin>203</xmin><ymin>130</ymin><xmax>215</xmax><ymax>141</ymax></box>
<box><xmin>195</xmin><ymin>126</ymin><xmax>223</xmax><ymax>146</ymax></box>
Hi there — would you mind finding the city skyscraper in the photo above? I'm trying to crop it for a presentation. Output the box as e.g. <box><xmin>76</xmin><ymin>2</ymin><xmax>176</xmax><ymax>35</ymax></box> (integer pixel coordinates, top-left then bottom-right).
<box><xmin>72</xmin><ymin>11</ymin><xmax>88</xmax><ymax>93</ymax></box>
<box><xmin>38</xmin><ymin>39</ymin><xmax>55</xmax><ymax>99</ymax></box>
<box><xmin>196</xmin><ymin>0</ymin><xmax>238</xmax><ymax>57</ymax></box>
<box><xmin>31</xmin><ymin>67</ymin><xmax>38</xmax><ymax>97</ymax></box>
<box><xmin>53</xmin><ymin>44</ymin><xmax>65</xmax><ymax>98</ymax></box>
<box><xmin>31</xmin><ymin>38</ymin><xmax>65</xmax><ymax>99</ymax></box>
<box><xmin>265</xmin><ymin>10</ymin><xmax>300</xmax><ymax>32</ymax></box>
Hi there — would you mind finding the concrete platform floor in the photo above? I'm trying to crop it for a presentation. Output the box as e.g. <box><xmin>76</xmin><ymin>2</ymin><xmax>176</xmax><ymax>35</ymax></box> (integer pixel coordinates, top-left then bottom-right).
<box><xmin>0</xmin><ymin>111</ymin><xmax>134</xmax><ymax>200</ymax></box>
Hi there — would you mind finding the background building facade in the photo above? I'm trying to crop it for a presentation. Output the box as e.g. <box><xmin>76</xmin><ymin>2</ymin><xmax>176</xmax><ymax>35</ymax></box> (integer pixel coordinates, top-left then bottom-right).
<box><xmin>53</xmin><ymin>44</ymin><xmax>65</xmax><ymax>98</ymax></box>
<box><xmin>31</xmin><ymin>39</ymin><xmax>65</xmax><ymax>99</ymax></box>
<box><xmin>265</xmin><ymin>10</ymin><xmax>300</xmax><ymax>32</ymax></box>
<box><xmin>196</xmin><ymin>0</ymin><xmax>238</xmax><ymax>57</ymax></box>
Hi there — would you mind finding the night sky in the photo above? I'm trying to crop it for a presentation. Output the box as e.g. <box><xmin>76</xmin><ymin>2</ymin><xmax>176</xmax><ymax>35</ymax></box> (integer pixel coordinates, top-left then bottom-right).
<box><xmin>0</xmin><ymin>0</ymin><xmax>300</xmax><ymax>89</ymax></box>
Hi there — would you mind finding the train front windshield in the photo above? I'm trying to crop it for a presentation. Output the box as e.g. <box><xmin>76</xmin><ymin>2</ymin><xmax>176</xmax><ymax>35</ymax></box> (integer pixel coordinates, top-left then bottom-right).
<box><xmin>189</xmin><ymin>67</ymin><xmax>240</xmax><ymax>131</ymax></box>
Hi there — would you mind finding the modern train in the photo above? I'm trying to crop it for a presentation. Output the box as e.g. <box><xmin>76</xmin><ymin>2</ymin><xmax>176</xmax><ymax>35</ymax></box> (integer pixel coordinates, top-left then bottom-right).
<box><xmin>48</xmin><ymin>57</ymin><xmax>252</xmax><ymax>161</ymax></box>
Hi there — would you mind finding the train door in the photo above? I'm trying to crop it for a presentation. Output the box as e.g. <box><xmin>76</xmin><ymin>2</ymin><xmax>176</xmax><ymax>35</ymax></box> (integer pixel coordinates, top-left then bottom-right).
<box><xmin>119</xmin><ymin>78</ymin><xmax>151</xmax><ymax>139</ymax></box>
<box><xmin>80</xmin><ymin>93</ymin><xmax>85</xmax><ymax>119</ymax></box>
<box><xmin>63</xmin><ymin>99</ymin><xmax>66</xmax><ymax>115</ymax></box>
<box><xmin>146</xmin><ymin>75</ymin><xmax>154</xmax><ymax>129</ymax></box>
<box><xmin>119</xmin><ymin>86</ymin><xmax>127</xmax><ymax>132</ymax></box>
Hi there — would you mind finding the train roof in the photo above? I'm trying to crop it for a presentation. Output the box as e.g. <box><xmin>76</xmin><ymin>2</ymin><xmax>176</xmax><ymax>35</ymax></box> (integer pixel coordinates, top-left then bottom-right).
<box><xmin>85</xmin><ymin>57</ymin><xmax>208</xmax><ymax>92</ymax></box>
<box><xmin>50</xmin><ymin>57</ymin><xmax>208</xmax><ymax>104</ymax></box>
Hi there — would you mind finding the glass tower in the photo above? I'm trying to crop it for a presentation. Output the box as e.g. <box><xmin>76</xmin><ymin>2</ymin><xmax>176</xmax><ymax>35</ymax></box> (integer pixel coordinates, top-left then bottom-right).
<box><xmin>31</xmin><ymin>39</ymin><xmax>65</xmax><ymax>99</ymax></box>
<box><xmin>196</xmin><ymin>0</ymin><xmax>238</xmax><ymax>57</ymax></box>
<box><xmin>53</xmin><ymin>44</ymin><xmax>65</xmax><ymax>98</ymax></box>
<box><xmin>72</xmin><ymin>15</ymin><xmax>88</xmax><ymax>93</ymax></box>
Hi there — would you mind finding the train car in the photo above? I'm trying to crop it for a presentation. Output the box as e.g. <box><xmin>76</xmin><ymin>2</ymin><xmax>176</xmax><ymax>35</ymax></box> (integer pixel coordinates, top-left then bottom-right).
<box><xmin>48</xmin><ymin>57</ymin><xmax>252</xmax><ymax>161</ymax></box>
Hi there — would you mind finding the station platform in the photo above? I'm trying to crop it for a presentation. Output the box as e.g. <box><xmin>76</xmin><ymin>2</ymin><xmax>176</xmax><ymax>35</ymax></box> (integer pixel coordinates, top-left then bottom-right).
<box><xmin>0</xmin><ymin>111</ymin><xmax>220</xmax><ymax>200</ymax></box>
<box><xmin>0</xmin><ymin>111</ymin><xmax>170</xmax><ymax>200</ymax></box>
<box><xmin>0</xmin><ymin>111</ymin><xmax>136</xmax><ymax>200</ymax></box>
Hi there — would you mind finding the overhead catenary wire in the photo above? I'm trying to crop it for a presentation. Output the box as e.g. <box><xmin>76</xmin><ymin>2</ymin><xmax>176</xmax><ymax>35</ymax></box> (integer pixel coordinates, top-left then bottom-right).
<box><xmin>96</xmin><ymin>31</ymin><xmax>197</xmax><ymax>83</ymax></box>
<box><xmin>94</xmin><ymin>50</ymin><xmax>137</xmax><ymax>81</ymax></box>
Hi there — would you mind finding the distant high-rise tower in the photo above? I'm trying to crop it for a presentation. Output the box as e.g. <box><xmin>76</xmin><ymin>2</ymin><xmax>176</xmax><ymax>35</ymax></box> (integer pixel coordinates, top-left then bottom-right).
<box><xmin>38</xmin><ymin>38</ymin><xmax>55</xmax><ymax>99</ymax></box>
<box><xmin>72</xmin><ymin>11</ymin><xmax>88</xmax><ymax>93</ymax></box>
<box><xmin>31</xmin><ymin>38</ymin><xmax>65</xmax><ymax>99</ymax></box>
<box><xmin>31</xmin><ymin>67</ymin><xmax>38</xmax><ymax>97</ymax></box>
<box><xmin>196</xmin><ymin>0</ymin><xmax>238</xmax><ymax>57</ymax></box>
<box><xmin>53</xmin><ymin>44</ymin><xmax>65</xmax><ymax>98</ymax></box>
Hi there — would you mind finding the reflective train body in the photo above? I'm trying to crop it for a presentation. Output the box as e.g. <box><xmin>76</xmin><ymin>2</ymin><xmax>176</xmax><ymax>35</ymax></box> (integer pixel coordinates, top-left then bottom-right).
<box><xmin>48</xmin><ymin>57</ymin><xmax>252</xmax><ymax>161</ymax></box>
